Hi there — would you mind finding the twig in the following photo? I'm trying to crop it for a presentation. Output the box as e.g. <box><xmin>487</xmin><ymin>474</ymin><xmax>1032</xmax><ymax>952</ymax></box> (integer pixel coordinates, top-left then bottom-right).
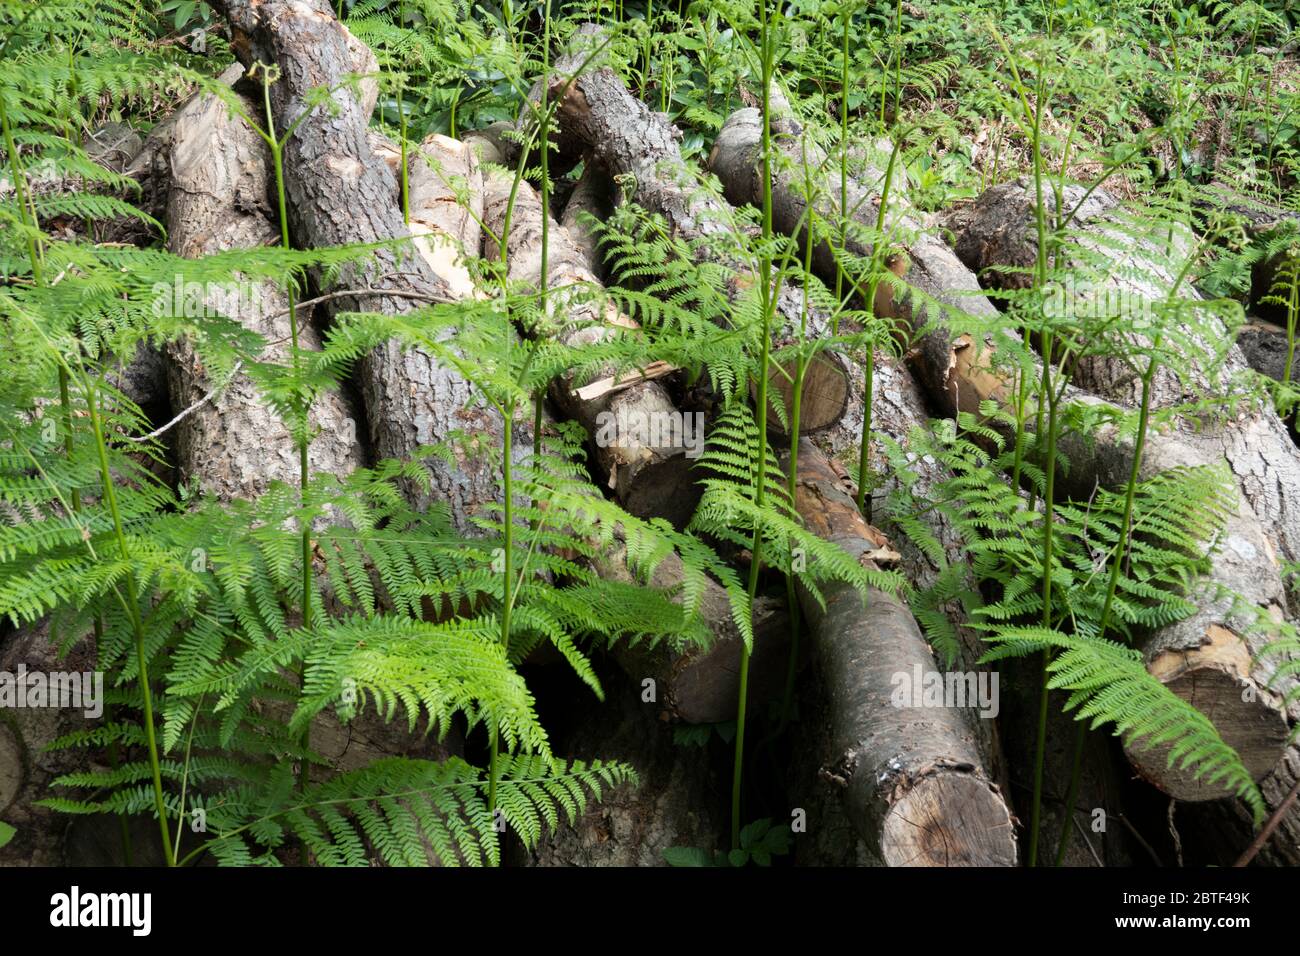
<box><xmin>263</xmin><ymin>284</ymin><xmax>456</xmax><ymax>323</ymax></box>
<box><xmin>1234</xmin><ymin>774</ymin><xmax>1300</xmax><ymax>867</ymax></box>
<box><xmin>1167</xmin><ymin>799</ymin><xmax>1184</xmax><ymax>867</ymax></box>
<box><xmin>1114</xmin><ymin>812</ymin><xmax>1163</xmax><ymax>866</ymax></box>
<box><xmin>1071</xmin><ymin>813</ymin><xmax>1104</xmax><ymax>867</ymax></box>
<box><xmin>260</xmin><ymin>275</ymin><xmax>459</xmax><ymax>348</ymax></box>
<box><xmin>126</xmin><ymin>359</ymin><xmax>242</xmax><ymax>443</ymax></box>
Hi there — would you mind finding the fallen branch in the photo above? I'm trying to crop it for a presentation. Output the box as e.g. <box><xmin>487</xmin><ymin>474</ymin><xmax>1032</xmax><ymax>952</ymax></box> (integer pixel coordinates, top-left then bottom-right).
<box><xmin>783</xmin><ymin>440</ymin><xmax>1018</xmax><ymax>866</ymax></box>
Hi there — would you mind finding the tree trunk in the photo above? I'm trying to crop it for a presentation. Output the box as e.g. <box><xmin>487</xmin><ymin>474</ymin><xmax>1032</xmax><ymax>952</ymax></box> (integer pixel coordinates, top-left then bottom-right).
<box><xmin>707</xmin><ymin>103</ymin><xmax>1008</xmax><ymax>420</ymax></box>
<box><xmin>164</xmin><ymin>88</ymin><xmax>365</xmax><ymax>498</ymax></box>
<box><xmin>211</xmin><ymin>0</ymin><xmax>519</xmax><ymax>532</ymax></box>
<box><xmin>0</xmin><ymin>623</ymin><xmax>98</xmax><ymax>865</ymax></box>
<box><xmin>1180</xmin><ymin>747</ymin><xmax>1300</xmax><ymax>866</ymax></box>
<box><xmin>782</xmin><ymin>440</ymin><xmax>1018</xmax><ymax>866</ymax></box>
<box><xmin>809</xmin><ymin>351</ymin><xmax>1010</xmax><ymax>783</ymax></box>
<box><xmin>559</xmin><ymin>159</ymin><xmax>613</xmax><ymax>281</ymax></box>
<box><xmin>592</xmin><ymin>533</ymin><xmax>790</xmax><ymax>724</ymax></box>
<box><xmin>407</xmin><ymin>132</ymin><xmax>483</xmax><ymax>300</ymax></box>
<box><xmin>1238</xmin><ymin>319</ymin><xmax>1299</xmax><ymax>384</ymax></box>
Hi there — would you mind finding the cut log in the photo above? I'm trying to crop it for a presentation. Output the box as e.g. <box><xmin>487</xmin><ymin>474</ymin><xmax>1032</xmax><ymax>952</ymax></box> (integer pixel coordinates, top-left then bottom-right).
<box><xmin>707</xmin><ymin>103</ymin><xmax>1009</xmax><ymax>419</ymax></box>
<box><xmin>810</xmin><ymin>351</ymin><xmax>1009</xmax><ymax>782</ymax></box>
<box><xmin>211</xmin><ymin>0</ymin><xmax>519</xmax><ymax>532</ymax></box>
<box><xmin>165</xmin><ymin>87</ymin><xmax>365</xmax><ymax>498</ymax></box>
<box><xmin>591</xmin><ymin>532</ymin><xmax>790</xmax><ymax>723</ymax></box>
<box><xmin>708</xmin><ymin>107</ymin><xmax>1295</xmax><ymax>804</ymax></box>
<box><xmin>0</xmin><ymin>622</ymin><xmax>111</xmax><ymax>866</ymax></box>
<box><xmin>707</xmin><ymin>102</ymin><xmax>908</xmax><ymax>308</ymax></box>
<box><xmin>808</xmin><ymin>345</ymin><xmax>1138</xmax><ymax>864</ymax></box>
<box><xmin>1237</xmin><ymin>318</ymin><xmax>1299</xmax><ymax>384</ymax></box>
<box><xmin>559</xmin><ymin>160</ymin><xmax>613</xmax><ymax>281</ymax></box>
<box><xmin>948</xmin><ymin>182</ymin><xmax>1299</xmax><ymax>802</ymax></box>
<box><xmin>998</xmin><ymin>661</ymin><xmax>1139</xmax><ymax>867</ymax></box>
<box><xmin>407</xmin><ymin>132</ymin><xmax>483</xmax><ymax>300</ymax></box>
<box><xmin>538</xmin><ymin>26</ymin><xmax>851</xmax><ymax>439</ymax></box>
<box><xmin>782</xmin><ymin>440</ymin><xmax>1017</xmax><ymax>866</ymax></box>
<box><xmin>481</xmin><ymin>168</ymin><xmax>701</xmax><ymax>526</ymax></box>
<box><xmin>511</xmin><ymin>662</ymin><xmax>723</xmax><ymax>866</ymax></box>
<box><xmin>1252</xmin><ymin>242</ymin><xmax>1299</xmax><ymax>326</ymax></box>
<box><xmin>1193</xmin><ymin>185</ymin><xmax>1299</xmax><ymax>324</ymax></box>
<box><xmin>1180</xmin><ymin>746</ymin><xmax>1300</xmax><ymax>866</ymax></box>
<box><xmin>161</xmin><ymin>84</ymin><xmax>458</xmax><ymax>860</ymax></box>
<box><xmin>125</xmin><ymin>64</ymin><xmax>246</xmax><ymax>223</ymax></box>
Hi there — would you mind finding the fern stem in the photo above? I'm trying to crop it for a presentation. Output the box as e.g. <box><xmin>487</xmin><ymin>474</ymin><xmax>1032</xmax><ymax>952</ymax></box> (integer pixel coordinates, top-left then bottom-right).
<box><xmin>1055</xmin><ymin>317</ymin><xmax>1163</xmax><ymax>863</ymax></box>
<box><xmin>261</xmin><ymin>73</ymin><xmax>316</xmax><ymax>847</ymax></box>
<box><xmin>534</xmin><ymin>0</ymin><xmax>552</xmax><ymax>466</ymax></box>
<box><xmin>854</xmin><ymin>360</ymin><xmax>874</xmax><ymax>516</ymax></box>
<box><xmin>853</xmin><ymin>138</ymin><xmax>901</xmax><ymax>518</ymax></box>
<box><xmin>832</xmin><ymin>1</ymin><xmax>850</xmax><ymax>324</ymax></box>
<box><xmin>776</xmin><ymin>135</ymin><xmax>817</xmax><ymax>730</ymax></box>
<box><xmin>398</xmin><ymin>82</ymin><xmax>410</xmax><ymax>226</ymax></box>
<box><xmin>641</xmin><ymin>0</ymin><xmax>654</xmax><ymax>98</ymax></box>
<box><xmin>0</xmin><ymin>96</ymin><xmax>45</xmax><ymax>286</ymax></box>
<box><xmin>1286</xmin><ymin>268</ymin><xmax>1298</xmax><ymax>388</ymax></box>
<box><xmin>732</xmin><ymin>0</ymin><xmax>777</xmax><ymax>853</ymax></box>
<box><xmin>4</xmin><ymin>92</ymin><xmax>135</xmax><ymax>863</ymax></box>
<box><xmin>1027</xmin><ymin>376</ymin><xmax>1061</xmax><ymax>867</ymax></box>
<box><xmin>84</xmin><ymin>378</ymin><xmax>174</xmax><ymax>866</ymax></box>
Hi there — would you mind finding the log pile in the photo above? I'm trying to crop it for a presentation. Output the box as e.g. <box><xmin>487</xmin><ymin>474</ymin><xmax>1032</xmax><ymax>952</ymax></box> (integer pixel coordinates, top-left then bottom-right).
<box><xmin>8</xmin><ymin>3</ymin><xmax>1300</xmax><ymax>869</ymax></box>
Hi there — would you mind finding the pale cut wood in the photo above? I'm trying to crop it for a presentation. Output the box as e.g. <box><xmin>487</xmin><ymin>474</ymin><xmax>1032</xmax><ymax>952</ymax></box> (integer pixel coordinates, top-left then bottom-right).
<box><xmin>481</xmin><ymin>168</ymin><xmax>701</xmax><ymax>526</ymax></box>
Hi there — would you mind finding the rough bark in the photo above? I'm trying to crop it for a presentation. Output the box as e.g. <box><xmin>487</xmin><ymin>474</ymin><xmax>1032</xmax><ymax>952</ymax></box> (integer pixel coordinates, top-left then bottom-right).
<box><xmin>1237</xmin><ymin>319</ymin><xmax>1299</xmax><ymax>384</ymax></box>
<box><xmin>512</xmin><ymin>663</ymin><xmax>723</xmax><ymax>866</ymax></box>
<box><xmin>1181</xmin><ymin>745</ymin><xmax>1300</xmax><ymax>866</ymax></box>
<box><xmin>708</xmin><ymin>104</ymin><xmax>1008</xmax><ymax>420</ymax></box>
<box><xmin>125</xmin><ymin>64</ymin><xmax>246</xmax><ymax>223</ymax></box>
<box><xmin>999</xmin><ymin>664</ymin><xmax>1138</xmax><ymax>866</ymax></box>
<box><xmin>212</xmin><ymin>0</ymin><xmax>517</xmax><ymax>532</ymax></box>
<box><xmin>707</xmin><ymin>104</ymin><xmax>907</xmax><ymax>308</ymax></box>
<box><xmin>1194</xmin><ymin>187</ymin><xmax>1299</xmax><ymax>324</ymax></box>
<box><xmin>481</xmin><ymin>168</ymin><xmax>701</xmax><ymax>526</ymax></box>
<box><xmin>782</xmin><ymin>440</ymin><xmax>1018</xmax><ymax>866</ymax></box>
<box><xmin>0</xmin><ymin>623</ymin><xmax>106</xmax><ymax>866</ymax></box>
<box><xmin>708</xmin><ymin>112</ymin><xmax>1294</xmax><ymax>805</ymax></box>
<box><xmin>592</xmin><ymin>534</ymin><xmax>790</xmax><ymax>724</ymax></box>
<box><xmin>164</xmin><ymin>87</ymin><xmax>364</xmax><ymax>498</ymax></box>
<box><xmin>808</xmin><ymin>351</ymin><xmax>1009</xmax><ymax>783</ymax></box>
<box><xmin>539</xmin><ymin>26</ymin><xmax>851</xmax><ymax>438</ymax></box>
<box><xmin>949</xmin><ymin>182</ymin><xmax>1299</xmax><ymax>802</ymax></box>
<box><xmin>559</xmin><ymin>159</ymin><xmax>613</xmax><ymax>281</ymax></box>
